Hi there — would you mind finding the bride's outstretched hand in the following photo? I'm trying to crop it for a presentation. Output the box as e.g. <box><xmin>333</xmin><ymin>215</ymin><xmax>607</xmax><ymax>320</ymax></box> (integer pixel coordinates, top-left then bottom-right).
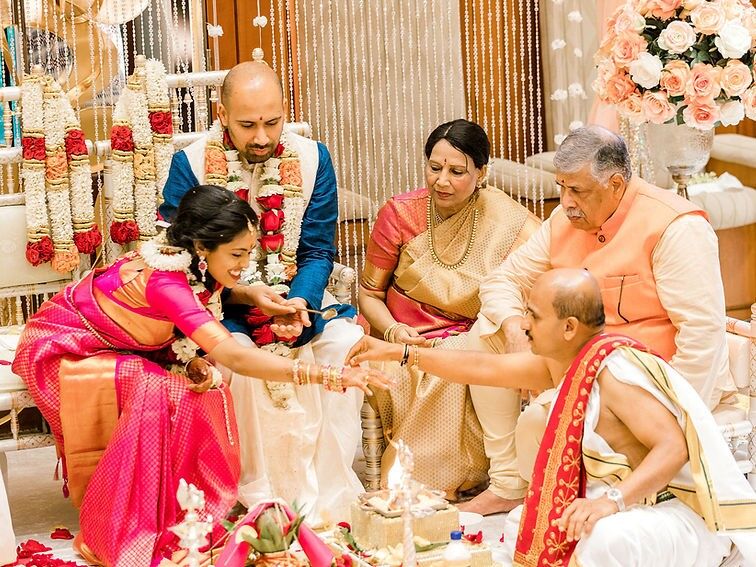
<box><xmin>345</xmin><ymin>335</ymin><xmax>402</xmax><ymax>367</ymax></box>
<box><xmin>341</xmin><ymin>366</ymin><xmax>395</xmax><ymax>395</ymax></box>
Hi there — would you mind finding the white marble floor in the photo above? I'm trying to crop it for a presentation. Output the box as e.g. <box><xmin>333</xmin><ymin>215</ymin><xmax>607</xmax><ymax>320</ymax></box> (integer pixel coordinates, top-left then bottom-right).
<box><xmin>5</xmin><ymin>446</ymin><xmax>511</xmax><ymax>565</ymax></box>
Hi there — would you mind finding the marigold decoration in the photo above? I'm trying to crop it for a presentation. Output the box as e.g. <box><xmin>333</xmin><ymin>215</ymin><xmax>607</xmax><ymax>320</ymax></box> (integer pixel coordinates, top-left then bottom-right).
<box><xmin>594</xmin><ymin>0</ymin><xmax>756</xmax><ymax>129</ymax></box>
<box><xmin>20</xmin><ymin>72</ymin><xmax>101</xmax><ymax>271</ymax></box>
<box><xmin>109</xmin><ymin>57</ymin><xmax>173</xmax><ymax>244</ymax></box>
<box><xmin>204</xmin><ymin>121</ymin><xmax>306</xmax><ymax>407</ymax></box>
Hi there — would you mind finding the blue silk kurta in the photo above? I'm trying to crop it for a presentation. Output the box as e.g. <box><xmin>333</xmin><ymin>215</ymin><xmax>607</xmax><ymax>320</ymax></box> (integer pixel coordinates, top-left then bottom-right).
<box><xmin>160</xmin><ymin>140</ymin><xmax>354</xmax><ymax>346</ymax></box>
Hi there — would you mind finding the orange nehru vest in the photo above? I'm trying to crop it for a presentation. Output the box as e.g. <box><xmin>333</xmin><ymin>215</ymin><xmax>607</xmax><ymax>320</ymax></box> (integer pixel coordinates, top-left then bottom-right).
<box><xmin>550</xmin><ymin>177</ymin><xmax>707</xmax><ymax>361</ymax></box>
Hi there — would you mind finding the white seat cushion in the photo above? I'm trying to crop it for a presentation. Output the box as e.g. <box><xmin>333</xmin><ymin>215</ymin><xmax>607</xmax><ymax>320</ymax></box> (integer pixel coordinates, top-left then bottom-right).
<box><xmin>524</xmin><ymin>151</ymin><xmax>557</xmax><ymax>174</ymax></box>
<box><xmin>338</xmin><ymin>189</ymin><xmax>376</xmax><ymax>222</ymax></box>
<box><xmin>711</xmin><ymin>134</ymin><xmax>756</xmax><ymax>169</ymax></box>
<box><xmin>726</xmin><ymin>331</ymin><xmax>751</xmax><ymax>390</ymax></box>
<box><xmin>0</xmin><ymin>334</ymin><xmax>25</xmax><ymax>393</ymax></box>
<box><xmin>0</xmin><ymin>203</ymin><xmax>70</xmax><ymax>289</ymax></box>
<box><xmin>489</xmin><ymin>157</ymin><xmax>559</xmax><ymax>200</ymax></box>
<box><xmin>689</xmin><ymin>186</ymin><xmax>756</xmax><ymax>231</ymax></box>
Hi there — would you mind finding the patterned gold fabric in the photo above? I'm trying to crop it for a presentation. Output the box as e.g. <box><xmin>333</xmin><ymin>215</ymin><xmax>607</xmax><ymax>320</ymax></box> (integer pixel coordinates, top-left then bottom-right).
<box><xmin>369</xmin><ymin>187</ymin><xmax>538</xmax><ymax>494</ymax></box>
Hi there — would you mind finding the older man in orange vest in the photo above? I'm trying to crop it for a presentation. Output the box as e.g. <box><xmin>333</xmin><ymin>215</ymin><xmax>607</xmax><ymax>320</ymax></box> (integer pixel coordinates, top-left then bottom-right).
<box><xmin>462</xmin><ymin>125</ymin><xmax>735</xmax><ymax>516</ymax></box>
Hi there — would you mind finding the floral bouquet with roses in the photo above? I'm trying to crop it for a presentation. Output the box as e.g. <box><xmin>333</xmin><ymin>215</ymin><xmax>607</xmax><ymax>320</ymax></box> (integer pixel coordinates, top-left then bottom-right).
<box><xmin>593</xmin><ymin>0</ymin><xmax>756</xmax><ymax>129</ymax></box>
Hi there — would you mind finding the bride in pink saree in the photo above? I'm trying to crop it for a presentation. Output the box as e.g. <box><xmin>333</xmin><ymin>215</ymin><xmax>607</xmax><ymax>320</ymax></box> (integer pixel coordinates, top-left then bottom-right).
<box><xmin>359</xmin><ymin>120</ymin><xmax>540</xmax><ymax>496</ymax></box>
<box><xmin>13</xmin><ymin>186</ymin><xmax>389</xmax><ymax>567</ymax></box>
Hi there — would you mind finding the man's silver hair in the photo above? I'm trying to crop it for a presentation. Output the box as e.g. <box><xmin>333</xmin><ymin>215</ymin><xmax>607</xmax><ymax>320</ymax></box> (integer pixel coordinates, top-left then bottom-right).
<box><xmin>553</xmin><ymin>125</ymin><xmax>632</xmax><ymax>184</ymax></box>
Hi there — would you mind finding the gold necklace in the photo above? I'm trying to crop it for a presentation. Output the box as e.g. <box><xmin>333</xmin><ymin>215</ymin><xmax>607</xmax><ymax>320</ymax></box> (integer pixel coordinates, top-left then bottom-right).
<box><xmin>427</xmin><ymin>194</ymin><xmax>479</xmax><ymax>270</ymax></box>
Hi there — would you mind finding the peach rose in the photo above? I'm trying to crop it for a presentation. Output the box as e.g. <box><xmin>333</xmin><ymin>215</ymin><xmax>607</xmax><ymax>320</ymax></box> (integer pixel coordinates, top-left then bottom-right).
<box><xmin>682</xmin><ymin>0</ymin><xmax>704</xmax><ymax>10</ymax></box>
<box><xmin>690</xmin><ymin>1</ymin><xmax>726</xmax><ymax>34</ymax></box>
<box><xmin>742</xmin><ymin>86</ymin><xmax>756</xmax><ymax>120</ymax></box>
<box><xmin>682</xmin><ymin>100</ymin><xmax>720</xmax><ymax>129</ymax></box>
<box><xmin>642</xmin><ymin>91</ymin><xmax>677</xmax><ymax>123</ymax></box>
<box><xmin>619</xmin><ymin>93</ymin><xmax>645</xmax><ymax>123</ymax></box>
<box><xmin>605</xmin><ymin>72</ymin><xmax>639</xmax><ymax>104</ymax></box>
<box><xmin>658</xmin><ymin>20</ymin><xmax>697</xmax><ymax>54</ymax></box>
<box><xmin>720</xmin><ymin>60</ymin><xmax>753</xmax><ymax>98</ymax></box>
<box><xmin>660</xmin><ymin>60</ymin><xmax>691</xmax><ymax>97</ymax></box>
<box><xmin>685</xmin><ymin>63</ymin><xmax>721</xmax><ymax>102</ymax></box>
<box><xmin>614</xmin><ymin>7</ymin><xmax>646</xmax><ymax>35</ymax></box>
<box><xmin>646</xmin><ymin>0</ymin><xmax>683</xmax><ymax>20</ymax></box>
<box><xmin>611</xmin><ymin>31</ymin><xmax>648</xmax><ymax>67</ymax></box>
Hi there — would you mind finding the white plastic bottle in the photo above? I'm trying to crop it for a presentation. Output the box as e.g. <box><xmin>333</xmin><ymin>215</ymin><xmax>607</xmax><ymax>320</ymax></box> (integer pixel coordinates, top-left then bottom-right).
<box><xmin>442</xmin><ymin>530</ymin><xmax>472</xmax><ymax>566</ymax></box>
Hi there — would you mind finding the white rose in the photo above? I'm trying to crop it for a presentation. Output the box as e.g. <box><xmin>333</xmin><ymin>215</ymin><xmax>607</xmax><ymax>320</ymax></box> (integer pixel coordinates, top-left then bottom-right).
<box><xmin>567</xmin><ymin>10</ymin><xmax>583</xmax><ymax>23</ymax></box>
<box><xmin>551</xmin><ymin>38</ymin><xmax>566</xmax><ymax>50</ymax></box>
<box><xmin>718</xmin><ymin>100</ymin><xmax>745</xmax><ymax>126</ymax></box>
<box><xmin>569</xmin><ymin>120</ymin><xmax>584</xmax><ymax>130</ymax></box>
<box><xmin>629</xmin><ymin>52</ymin><xmax>664</xmax><ymax>89</ymax></box>
<box><xmin>714</xmin><ymin>21</ymin><xmax>751</xmax><ymax>59</ymax></box>
<box><xmin>658</xmin><ymin>21</ymin><xmax>697</xmax><ymax>54</ymax></box>
<box><xmin>574</xmin><ymin>48</ymin><xmax>584</xmax><ymax>57</ymax></box>
<box><xmin>682</xmin><ymin>0</ymin><xmax>704</xmax><ymax>9</ymax></box>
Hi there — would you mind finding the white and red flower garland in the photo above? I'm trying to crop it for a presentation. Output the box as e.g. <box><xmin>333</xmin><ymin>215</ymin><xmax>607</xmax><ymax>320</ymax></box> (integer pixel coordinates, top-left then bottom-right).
<box><xmin>110</xmin><ymin>58</ymin><xmax>173</xmax><ymax>245</ymax></box>
<box><xmin>204</xmin><ymin>121</ymin><xmax>307</xmax><ymax>407</ymax></box>
<box><xmin>20</xmin><ymin>72</ymin><xmax>101</xmax><ymax>271</ymax></box>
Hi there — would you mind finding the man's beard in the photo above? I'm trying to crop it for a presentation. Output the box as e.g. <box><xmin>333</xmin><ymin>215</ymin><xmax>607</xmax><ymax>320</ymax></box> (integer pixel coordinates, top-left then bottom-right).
<box><xmin>241</xmin><ymin>144</ymin><xmax>275</xmax><ymax>164</ymax></box>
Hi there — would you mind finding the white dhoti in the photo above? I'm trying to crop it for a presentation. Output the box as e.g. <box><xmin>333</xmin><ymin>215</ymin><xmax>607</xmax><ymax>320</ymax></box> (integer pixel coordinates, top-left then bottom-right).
<box><xmin>499</xmin><ymin>350</ymin><xmax>756</xmax><ymax>567</ymax></box>
<box><xmin>0</xmin><ymin>457</ymin><xmax>15</xmax><ymax>565</ymax></box>
<box><xmin>226</xmin><ymin>318</ymin><xmax>364</xmax><ymax>525</ymax></box>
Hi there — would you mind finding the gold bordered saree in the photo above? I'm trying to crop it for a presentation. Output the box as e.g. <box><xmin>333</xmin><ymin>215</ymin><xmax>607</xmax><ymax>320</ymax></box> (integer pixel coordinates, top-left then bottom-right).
<box><xmin>362</xmin><ymin>187</ymin><xmax>536</xmax><ymax>493</ymax></box>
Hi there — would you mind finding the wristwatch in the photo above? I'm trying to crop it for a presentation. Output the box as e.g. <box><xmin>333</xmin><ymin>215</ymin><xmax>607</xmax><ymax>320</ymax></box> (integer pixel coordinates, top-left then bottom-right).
<box><xmin>605</xmin><ymin>488</ymin><xmax>626</xmax><ymax>512</ymax></box>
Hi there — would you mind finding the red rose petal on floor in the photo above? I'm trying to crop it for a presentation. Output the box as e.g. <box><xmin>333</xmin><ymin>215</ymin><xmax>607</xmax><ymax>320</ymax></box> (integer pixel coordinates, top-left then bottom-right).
<box><xmin>50</xmin><ymin>527</ymin><xmax>74</xmax><ymax>540</ymax></box>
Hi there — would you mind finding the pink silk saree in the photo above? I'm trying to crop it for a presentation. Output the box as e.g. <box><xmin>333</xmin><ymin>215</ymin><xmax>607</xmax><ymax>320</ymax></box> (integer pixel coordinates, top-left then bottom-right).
<box><xmin>13</xmin><ymin>264</ymin><xmax>240</xmax><ymax>567</ymax></box>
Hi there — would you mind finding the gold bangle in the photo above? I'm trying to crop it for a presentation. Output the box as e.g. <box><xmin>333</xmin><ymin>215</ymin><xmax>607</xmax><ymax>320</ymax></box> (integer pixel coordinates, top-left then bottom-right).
<box><xmin>304</xmin><ymin>363</ymin><xmax>312</xmax><ymax>385</ymax></box>
<box><xmin>411</xmin><ymin>345</ymin><xmax>420</xmax><ymax>371</ymax></box>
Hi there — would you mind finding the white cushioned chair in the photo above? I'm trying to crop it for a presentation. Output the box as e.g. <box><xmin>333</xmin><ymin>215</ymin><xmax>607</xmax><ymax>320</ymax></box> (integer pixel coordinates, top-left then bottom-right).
<box><xmin>0</xmin><ymin>193</ymin><xmax>69</xmax><ymax>471</ymax></box>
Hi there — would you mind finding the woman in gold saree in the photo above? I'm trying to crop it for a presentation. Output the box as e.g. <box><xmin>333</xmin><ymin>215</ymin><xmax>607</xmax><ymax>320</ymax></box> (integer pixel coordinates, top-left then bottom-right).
<box><xmin>359</xmin><ymin>119</ymin><xmax>540</xmax><ymax>497</ymax></box>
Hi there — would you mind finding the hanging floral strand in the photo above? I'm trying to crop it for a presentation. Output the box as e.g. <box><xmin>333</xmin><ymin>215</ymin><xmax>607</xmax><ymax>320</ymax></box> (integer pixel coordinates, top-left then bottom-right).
<box><xmin>109</xmin><ymin>56</ymin><xmax>173</xmax><ymax>244</ymax></box>
<box><xmin>20</xmin><ymin>73</ymin><xmax>54</xmax><ymax>266</ymax></box>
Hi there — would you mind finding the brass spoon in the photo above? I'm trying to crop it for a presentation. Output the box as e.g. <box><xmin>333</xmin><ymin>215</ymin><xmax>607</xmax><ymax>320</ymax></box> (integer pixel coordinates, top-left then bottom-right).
<box><xmin>294</xmin><ymin>306</ymin><xmax>339</xmax><ymax>321</ymax></box>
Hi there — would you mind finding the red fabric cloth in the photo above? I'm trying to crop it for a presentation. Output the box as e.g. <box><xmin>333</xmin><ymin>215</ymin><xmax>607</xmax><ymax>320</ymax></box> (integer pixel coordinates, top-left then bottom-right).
<box><xmin>514</xmin><ymin>334</ymin><xmax>650</xmax><ymax>567</ymax></box>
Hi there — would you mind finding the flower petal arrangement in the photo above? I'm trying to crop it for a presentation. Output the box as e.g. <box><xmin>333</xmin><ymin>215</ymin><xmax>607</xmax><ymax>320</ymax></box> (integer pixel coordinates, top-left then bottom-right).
<box><xmin>593</xmin><ymin>0</ymin><xmax>756</xmax><ymax>129</ymax></box>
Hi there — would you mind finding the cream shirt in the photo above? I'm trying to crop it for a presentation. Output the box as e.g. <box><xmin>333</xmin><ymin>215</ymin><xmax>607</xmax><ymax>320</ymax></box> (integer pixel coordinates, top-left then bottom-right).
<box><xmin>477</xmin><ymin>210</ymin><xmax>733</xmax><ymax>408</ymax></box>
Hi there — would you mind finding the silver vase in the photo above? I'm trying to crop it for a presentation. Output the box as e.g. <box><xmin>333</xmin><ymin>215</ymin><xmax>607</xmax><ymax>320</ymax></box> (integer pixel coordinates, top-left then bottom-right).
<box><xmin>645</xmin><ymin>123</ymin><xmax>714</xmax><ymax>199</ymax></box>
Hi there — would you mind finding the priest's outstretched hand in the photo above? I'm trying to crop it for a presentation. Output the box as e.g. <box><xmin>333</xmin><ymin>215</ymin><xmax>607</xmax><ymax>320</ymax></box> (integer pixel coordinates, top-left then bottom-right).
<box><xmin>346</xmin><ymin>335</ymin><xmax>403</xmax><ymax>366</ymax></box>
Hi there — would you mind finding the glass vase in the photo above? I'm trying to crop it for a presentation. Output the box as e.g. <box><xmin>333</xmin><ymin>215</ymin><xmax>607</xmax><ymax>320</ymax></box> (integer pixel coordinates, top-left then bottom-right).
<box><xmin>644</xmin><ymin>122</ymin><xmax>714</xmax><ymax>199</ymax></box>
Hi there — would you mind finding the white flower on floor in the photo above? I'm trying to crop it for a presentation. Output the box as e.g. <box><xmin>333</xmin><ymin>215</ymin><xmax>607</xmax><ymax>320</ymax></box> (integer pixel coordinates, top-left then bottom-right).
<box><xmin>551</xmin><ymin>39</ymin><xmax>566</xmax><ymax>51</ymax></box>
<box><xmin>550</xmin><ymin>89</ymin><xmax>568</xmax><ymax>101</ymax></box>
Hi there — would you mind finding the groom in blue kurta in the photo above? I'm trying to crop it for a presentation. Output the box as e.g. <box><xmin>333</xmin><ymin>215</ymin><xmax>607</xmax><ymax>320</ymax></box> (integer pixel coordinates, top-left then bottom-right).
<box><xmin>160</xmin><ymin>60</ymin><xmax>365</xmax><ymax>525</ymax></box>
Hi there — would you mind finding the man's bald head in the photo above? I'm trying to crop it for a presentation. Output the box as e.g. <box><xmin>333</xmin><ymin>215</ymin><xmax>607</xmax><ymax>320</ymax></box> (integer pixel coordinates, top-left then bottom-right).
<box><xmin>535</xmin><ymin>269</ymin><xmax>605</xmax><ymax>329</ymax></box>
<box><xmin>217</xmin><ymin>61</ymin><xmax>286</xmax><ymax>163</ymax></box>
<box><xmin>221</xmin><ymin>61</ymin><xmax>284</xmax><ymax>109</ymax></box>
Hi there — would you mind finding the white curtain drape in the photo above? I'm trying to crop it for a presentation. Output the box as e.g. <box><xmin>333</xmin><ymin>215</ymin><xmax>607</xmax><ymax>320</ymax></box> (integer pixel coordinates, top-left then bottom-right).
<box><xmin>539</xmin><ymin>0</ymin><xmax>600</xmax><ymax>149</ymax></box>
<box><xmin>291</xmin><ymin>0</ymin><xmax>466</xmax><ymax>211</ymax></box>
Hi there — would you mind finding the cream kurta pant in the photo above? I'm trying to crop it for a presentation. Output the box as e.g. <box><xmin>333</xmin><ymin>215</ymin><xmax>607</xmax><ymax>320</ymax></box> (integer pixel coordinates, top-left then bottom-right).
<box><xmin>466</xmin><ymin>321</ymin><xmax>527</xmax><ymax>499</ymax></box>
<box><xmin>225</xmin><ymin>317</ymin><xmax>365</xmax><ymax>527</ymax></box>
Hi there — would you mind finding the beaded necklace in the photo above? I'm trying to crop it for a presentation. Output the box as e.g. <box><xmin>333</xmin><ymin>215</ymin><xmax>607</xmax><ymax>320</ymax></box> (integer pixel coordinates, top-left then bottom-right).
<box><xmin>426</xmin><ymin>191</ymin><xmax>479</xmax><ymax>270</ymax></box>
